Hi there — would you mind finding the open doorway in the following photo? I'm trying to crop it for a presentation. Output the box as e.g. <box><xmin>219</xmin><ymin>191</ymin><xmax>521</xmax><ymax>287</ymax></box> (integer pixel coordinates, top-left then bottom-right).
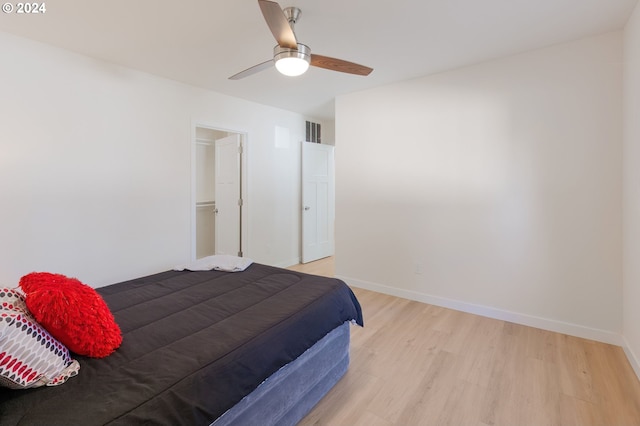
<box><xmin>191</xmin><ymin>124</ymin><xmax>247</xmax><ymax>260</ymax></box>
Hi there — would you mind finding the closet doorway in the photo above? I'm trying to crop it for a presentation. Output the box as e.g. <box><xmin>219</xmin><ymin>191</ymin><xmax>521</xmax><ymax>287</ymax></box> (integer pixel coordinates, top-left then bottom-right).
<box><xmin>192</xmin><ymin>124</ymin><xmax>247</xmax><ymax>260</ymax></box>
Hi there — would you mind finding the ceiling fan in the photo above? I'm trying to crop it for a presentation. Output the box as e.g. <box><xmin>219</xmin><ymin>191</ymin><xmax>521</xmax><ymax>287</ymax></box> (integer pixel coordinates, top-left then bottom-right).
<box><xmin>229</xmin><ymin>0</ymin><xmax>373</xmax><ymax>80</ymax></box>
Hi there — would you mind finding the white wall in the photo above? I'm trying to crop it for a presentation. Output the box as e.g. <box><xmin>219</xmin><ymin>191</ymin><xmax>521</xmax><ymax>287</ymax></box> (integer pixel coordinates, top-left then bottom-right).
<box><xmin>623</xmin><ymin>3</ymin><xmax>640</xmax><ymax>376</ymax></box>
<box><xmin>0</xmin><ymin>32</ymin><xmax>304</xmax><ymax>287</ymax></box>
<box><xmin>321</xmin><ymin>120</ymin><xmax>336</xmax><ymax>145</ymax></box>
<box><xmin>335</xmin><ymin>32</ymin><xmax>623</xmax><ymax>343</ymax></box>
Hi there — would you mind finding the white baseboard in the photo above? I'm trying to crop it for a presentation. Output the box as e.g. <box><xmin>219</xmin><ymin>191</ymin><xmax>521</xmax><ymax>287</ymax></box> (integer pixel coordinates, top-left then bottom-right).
<box><xmin>338</xmin><ymin>275</ymin><xmax>624</xmax><ymax>347</ymax></box>
<box><xmin>623</xmin><ymin>337</ymin><xmax>640</xmax><ymax>380</ymax></box>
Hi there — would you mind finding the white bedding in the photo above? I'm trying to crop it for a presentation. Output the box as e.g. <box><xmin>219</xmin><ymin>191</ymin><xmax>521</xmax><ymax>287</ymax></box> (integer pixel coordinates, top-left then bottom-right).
<box><xmin>174</xmin><ymin>255</ymin><xmax>253</xmax><ymax>272</ymax></box>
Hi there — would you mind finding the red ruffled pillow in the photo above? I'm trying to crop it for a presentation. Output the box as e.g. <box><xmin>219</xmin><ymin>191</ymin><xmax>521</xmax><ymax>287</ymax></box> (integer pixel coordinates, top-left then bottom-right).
<box><xmin>19</xmin><ymin>272</ymin><xmax>122</xmax><ymax>358</ymax></box>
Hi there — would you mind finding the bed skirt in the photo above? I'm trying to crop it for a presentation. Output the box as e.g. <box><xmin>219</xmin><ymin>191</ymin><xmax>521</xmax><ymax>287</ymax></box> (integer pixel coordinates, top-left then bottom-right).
<box><xmin>211</xmin><ymin>321</ymin><xmax>351</xmax><ymax>426</ymax></box>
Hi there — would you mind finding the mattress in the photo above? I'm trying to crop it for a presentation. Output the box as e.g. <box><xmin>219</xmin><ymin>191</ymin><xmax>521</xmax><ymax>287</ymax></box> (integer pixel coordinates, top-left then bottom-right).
<box><xmin>212</xmin><ymin>321</ymin><xmax>351</xmax><ymax>426</ymax></box>
<box><xmin>0</xmin><ymin>263</ymin><xmax>363</xmax><ymax>425</ymax></box>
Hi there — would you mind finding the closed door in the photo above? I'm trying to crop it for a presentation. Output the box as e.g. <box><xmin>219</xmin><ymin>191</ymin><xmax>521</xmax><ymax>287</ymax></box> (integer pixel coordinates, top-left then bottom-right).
<box><xmin>215</xmin><ymin>134</ymin><xmax>242</xmax><ymax>256</ymax></box>
<box><xmin>302</xmin><ymin>142</ymin><xmax>335</xmax><ymax>263</ymax></box>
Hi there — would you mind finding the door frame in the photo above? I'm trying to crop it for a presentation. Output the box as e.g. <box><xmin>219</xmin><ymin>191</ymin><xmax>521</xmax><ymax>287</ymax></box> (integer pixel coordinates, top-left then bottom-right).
<box><xmin>190</xmin><ymin>120</ymin><xmax>249</xmax><ymax>261</ymax></box>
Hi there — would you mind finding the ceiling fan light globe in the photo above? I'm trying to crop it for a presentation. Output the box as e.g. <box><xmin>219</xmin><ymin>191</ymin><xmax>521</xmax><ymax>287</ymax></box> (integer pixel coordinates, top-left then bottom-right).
<box><xmin>276</xmin><ymin>57</ymin><xmax>309</xmax><ymax>76</ymax></box>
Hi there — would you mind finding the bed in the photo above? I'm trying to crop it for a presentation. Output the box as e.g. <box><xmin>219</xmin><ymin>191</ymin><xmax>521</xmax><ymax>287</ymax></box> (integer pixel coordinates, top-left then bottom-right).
<box><xmin>0</xmin><ymin>262</ymin><xmax>363</xmax><ymax>425</ymax></box>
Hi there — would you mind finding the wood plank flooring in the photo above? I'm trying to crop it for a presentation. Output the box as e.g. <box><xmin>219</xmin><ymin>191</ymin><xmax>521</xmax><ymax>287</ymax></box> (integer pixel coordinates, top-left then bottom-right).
<box><xmin>289</xmin><ymin>257</ymin><xmax>640</xmax><ymax>426</ymax></box>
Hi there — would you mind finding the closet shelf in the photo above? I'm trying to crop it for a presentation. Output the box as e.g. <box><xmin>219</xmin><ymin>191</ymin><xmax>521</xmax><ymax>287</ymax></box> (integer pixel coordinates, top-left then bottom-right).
<box><xmin>195</xmin><ymin>138</ymin><xmax>215</xmax><ymax>145</ymax></box>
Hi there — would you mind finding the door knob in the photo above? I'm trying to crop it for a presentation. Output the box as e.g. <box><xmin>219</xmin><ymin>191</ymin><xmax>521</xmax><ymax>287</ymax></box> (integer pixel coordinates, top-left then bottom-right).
<box><xmin>304</xmin><ymin>206</ymin><xmax>310</xmax><ymax>211</ymax></box>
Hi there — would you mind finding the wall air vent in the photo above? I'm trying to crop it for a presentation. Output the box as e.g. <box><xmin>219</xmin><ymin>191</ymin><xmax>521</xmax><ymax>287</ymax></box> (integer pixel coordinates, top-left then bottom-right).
<box><xmin>305</xmin><ymin>120</ymin><xmax>321</xmax><ymax>143</ymax></box>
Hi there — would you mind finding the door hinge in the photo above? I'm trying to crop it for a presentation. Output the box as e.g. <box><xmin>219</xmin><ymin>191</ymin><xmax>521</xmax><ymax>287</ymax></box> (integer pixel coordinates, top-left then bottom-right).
<box><xmin>238</xmin><ymin>144</ymin><xmax>243</xmax><ymax>155</ymax></box>
<box><xmin>238</xmin><ymin>251</ymin><xmax>243</xmax><ymax>257</ymax></box>
<box><xmin>238</xmin><ymin>198</ymin><xmax>243</xmax><ymax>207</ymax></box>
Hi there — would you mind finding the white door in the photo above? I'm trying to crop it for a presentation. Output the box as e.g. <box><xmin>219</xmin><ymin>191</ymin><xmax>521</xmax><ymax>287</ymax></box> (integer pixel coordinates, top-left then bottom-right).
<box><xmin>302</xmin><ymin>142</ymin><xmax>335</xmax><ymax>263</ymax></box>
<box><xmin>215</xmin><ymin>134</ymin><xmax>242</xmax><ymax>256</ymax></box>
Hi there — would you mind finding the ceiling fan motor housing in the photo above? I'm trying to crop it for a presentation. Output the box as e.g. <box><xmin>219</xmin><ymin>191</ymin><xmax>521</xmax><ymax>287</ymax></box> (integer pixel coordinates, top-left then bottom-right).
<box><xmin>274</xmin><ymin>43</ymin><xmax>311</xmax><ymax>63</ymax></box>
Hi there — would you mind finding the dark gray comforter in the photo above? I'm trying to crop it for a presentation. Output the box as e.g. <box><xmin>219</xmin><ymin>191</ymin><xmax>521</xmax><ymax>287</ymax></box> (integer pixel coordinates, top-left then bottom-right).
<box><xmin>0</xmin><ymin>263</ymin><xmax>363</xmax><ymax>425</ymax></box>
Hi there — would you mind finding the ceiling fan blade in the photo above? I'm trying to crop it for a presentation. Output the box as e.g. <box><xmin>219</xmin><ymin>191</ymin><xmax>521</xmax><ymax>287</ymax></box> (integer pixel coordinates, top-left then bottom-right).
<box><xmin>310</xmin><ymin>54</ymin><xmax>373</xmax><ymax>76</ymax></box>
<box><xmin>258</xmin><ymin>0</ymin><xmax>297</xmax><ymax>49</ymax></box>
<box><xmin>229</xmin><ymin>60</ymin><xmax>274</xmax><ymax>80</ymax></box>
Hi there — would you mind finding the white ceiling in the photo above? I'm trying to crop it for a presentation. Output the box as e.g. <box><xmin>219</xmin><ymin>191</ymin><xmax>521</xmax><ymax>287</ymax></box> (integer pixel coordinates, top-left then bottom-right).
<box><xmin>0</xmin><ymin>0</ymin><xmax>637</xmax><ymax>120</ymax></box>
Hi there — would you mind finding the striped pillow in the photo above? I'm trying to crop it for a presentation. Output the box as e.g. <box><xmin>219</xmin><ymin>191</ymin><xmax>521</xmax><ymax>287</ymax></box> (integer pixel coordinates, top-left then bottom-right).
<box><xmin>0</xmin><ymin>287</ymin><xmax>79</xmax><ymax>389</ymax></box>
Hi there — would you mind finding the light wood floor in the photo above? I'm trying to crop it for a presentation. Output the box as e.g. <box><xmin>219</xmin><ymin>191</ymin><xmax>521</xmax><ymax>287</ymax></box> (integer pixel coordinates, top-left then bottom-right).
<box><xmin>289</xmin><ymin>257</ymin><xmax>640</xmax><ymax>426</ymax></box>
